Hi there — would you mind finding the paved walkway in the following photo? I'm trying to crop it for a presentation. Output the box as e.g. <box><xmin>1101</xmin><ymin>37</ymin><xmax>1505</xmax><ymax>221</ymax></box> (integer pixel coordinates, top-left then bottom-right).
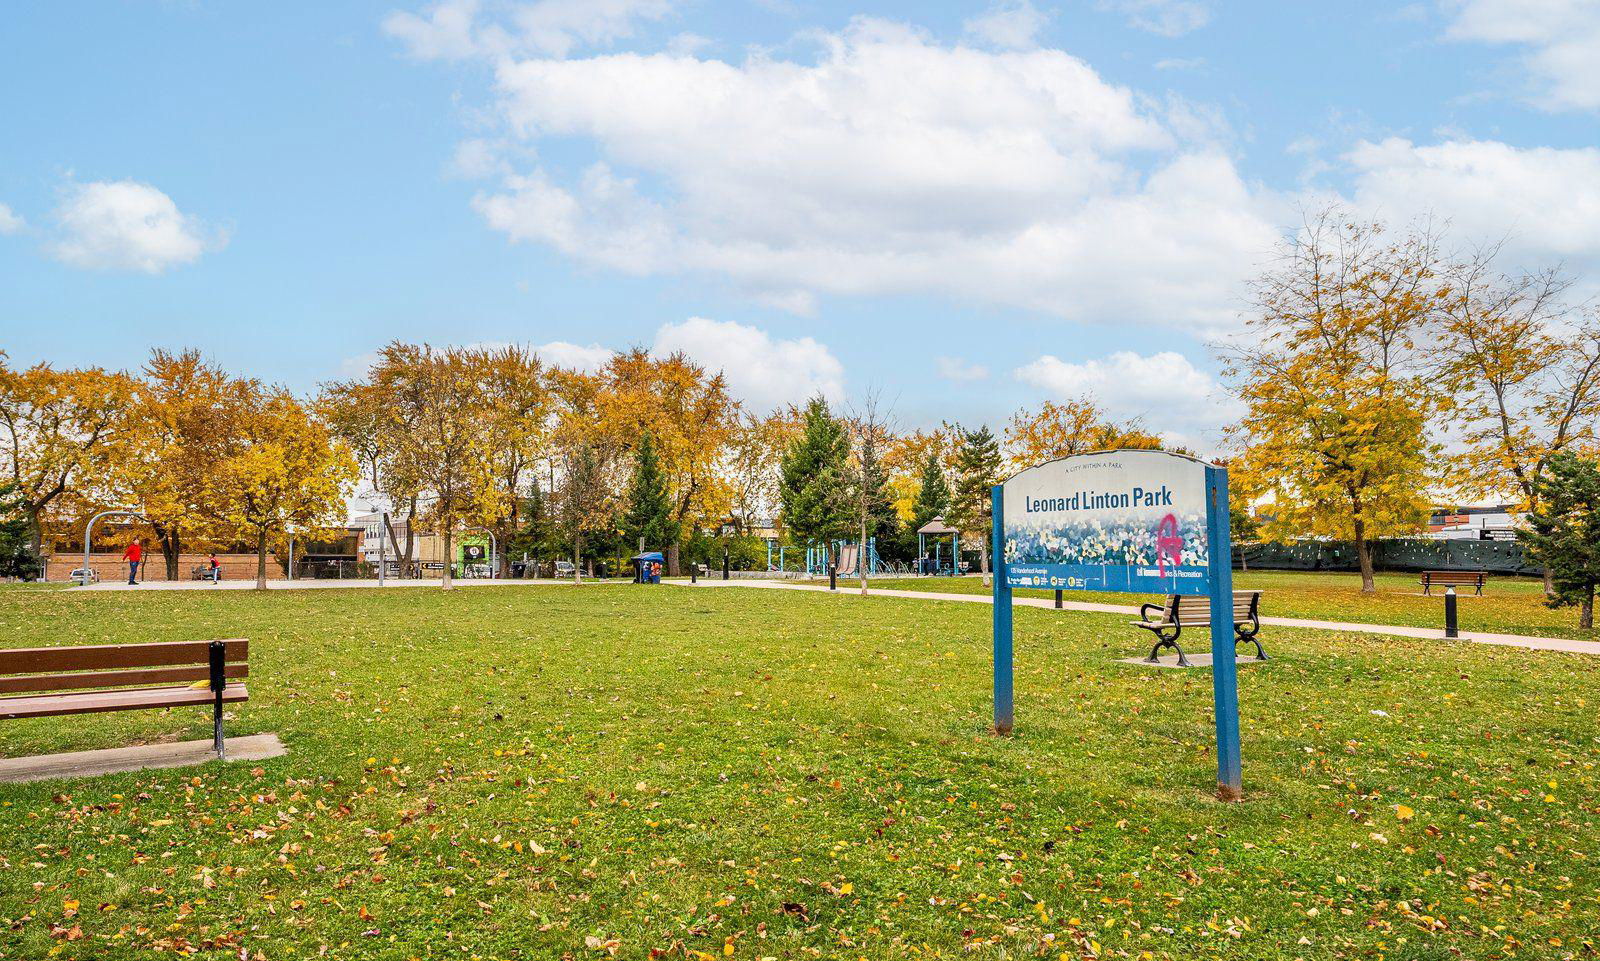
<box><xmin>68</xmin><ymin>577</ymin><xmax>573</xmax><ymax>592</ymax></box>
<box><xmin>677</xmin><ymin>579</ymin><xmax>1600</xmax><ymax>656</ymax></box>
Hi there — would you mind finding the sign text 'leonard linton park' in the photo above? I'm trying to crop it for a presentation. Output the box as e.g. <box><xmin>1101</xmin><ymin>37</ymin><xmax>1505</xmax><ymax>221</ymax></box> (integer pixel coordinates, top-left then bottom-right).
<box><xmin>1003</xmin><ymin>449</ymin><xmax>1213</xmax><ymax>595</ymax></box>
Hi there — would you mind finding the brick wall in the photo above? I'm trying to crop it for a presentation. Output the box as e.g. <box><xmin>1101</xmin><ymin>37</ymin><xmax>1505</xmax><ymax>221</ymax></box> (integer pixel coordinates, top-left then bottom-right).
<box><xmin>46</xmin><ymin>552</ymin><xmax>277</xmax><ymax>583</ymax></box>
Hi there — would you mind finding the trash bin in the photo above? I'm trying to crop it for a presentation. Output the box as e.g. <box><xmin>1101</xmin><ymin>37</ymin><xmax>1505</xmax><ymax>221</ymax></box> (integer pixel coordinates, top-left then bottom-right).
<box><xmin>631</xmin><ymin>551</ymin><xmax>664</xmax><ymax>584</ymax></box>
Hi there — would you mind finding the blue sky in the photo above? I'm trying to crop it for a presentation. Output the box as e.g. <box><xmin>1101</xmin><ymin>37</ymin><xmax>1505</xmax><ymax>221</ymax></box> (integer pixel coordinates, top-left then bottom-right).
<box><xmin>2</xmin><ymin>0</ymin><xmax>1597</xmax><ymax>449</ymax></box>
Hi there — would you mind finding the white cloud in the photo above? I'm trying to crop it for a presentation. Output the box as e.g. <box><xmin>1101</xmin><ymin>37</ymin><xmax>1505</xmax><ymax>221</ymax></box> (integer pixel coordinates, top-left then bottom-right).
<box><xmin>652</xmin><ymin>317</ymin><xmax>844</xmax><ymax>410</ymax></box>
<box><xmin>1154</xmin><ymin>56</ymin><xmax>1206</xmax><ymax>71</ymax></box>
<box><xmin>449</xmin><ymin>138</ymin><xmax>513</xmax><ymax>179</ymax></box>
<box><xmin>384</xmin><ymin>0</ymin><xmax>673</xmax><ymax>61</ymax></box>
<box><xmin>533</xmin><ymin>339</ymin><xmax>614</xmax><ymax>372</ymax></box>
<box><xmin>49</xmin><ymin>180</ymin><xmax>218</xmax><ymax>273</ymax></box>
<box><xmin>1014</xmin><ymin>350</ymin><xmax>1236</xmax><ymax>436</ymax></box>
<box><xmin>1443</xmin><ymin>0</ymin><xmax>1600</xmax><ymax>111</ymax></box>
<box><xmin>1098</xmin><ymin>0</ymin><xmax>1212</xmax><ymax>37</ymax></box>
<box><xmin>468</xmin><ymin>18</ymin><xmax>1280</xmax><ymax>333</ymax></box>
<box><xmin>963</xmin><ymin>0</ymin><xmax>1049</xmax><ymax>50</ymax></box>
<box><xmin>0</xmin><ymin>203</ymin><xmax>23</xmax><ymax>234</ymax></box>
<box><xmin>384</xmin><ymin>0</ymin><xmax>483</xmax><ymax>59</ymax></box>
<box><xmin>1345</xmin><ymin>138</ymin><xmax>1600</xmax><ymax>262</ymax></box>
<box><xmin>936</xmin><ymin>356</ymin><xmax>989</xmax><ymax>382</ymax></box>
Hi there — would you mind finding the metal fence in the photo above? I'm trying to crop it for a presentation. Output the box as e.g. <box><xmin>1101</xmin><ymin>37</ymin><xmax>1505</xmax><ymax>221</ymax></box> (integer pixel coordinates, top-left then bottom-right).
<box><xmin>1237</xmin><ymin>538</ymin><xmax>1539</xmax><ymax>575</ymax></box>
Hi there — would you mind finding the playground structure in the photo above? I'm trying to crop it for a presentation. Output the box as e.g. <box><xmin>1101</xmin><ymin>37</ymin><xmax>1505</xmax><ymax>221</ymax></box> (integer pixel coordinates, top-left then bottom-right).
<box><xmin>766</xmin><ymin>538</ymin><xmax>889</xmax><ymax>577</ymax></box>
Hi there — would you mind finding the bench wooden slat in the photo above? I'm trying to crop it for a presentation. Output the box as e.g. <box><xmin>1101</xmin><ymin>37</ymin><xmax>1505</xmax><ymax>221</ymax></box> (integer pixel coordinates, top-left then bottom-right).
<box><xmin>0</xmin><ymin>683</ymin><xmax>248</xmax><ymax>720</ymax></box>
<box><xmin>0</xmin><ymin>640</ymin><xmax>248</xmax><ymax>675</ymax></box>
<box><xmin>0</xmin><ymin>664</ymin><xmax>249</xmax><ymax>696</ymax></box>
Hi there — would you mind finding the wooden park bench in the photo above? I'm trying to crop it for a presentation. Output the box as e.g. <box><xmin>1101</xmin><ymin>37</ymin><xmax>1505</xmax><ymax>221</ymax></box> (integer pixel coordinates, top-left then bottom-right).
<box><xmin>0</xmin><ymin>640</ymin><xmax>249</xmax><ymax>760</ymax></box>
<box><xmin>1132</xmin><ymin>591</ymin><xmax>1267</xmax><ymax>667</ymax></box>
<box><xmin>1420</xmin><ymin>570</ymin><xmax>1487</xmax><ymax>595</ymax></box>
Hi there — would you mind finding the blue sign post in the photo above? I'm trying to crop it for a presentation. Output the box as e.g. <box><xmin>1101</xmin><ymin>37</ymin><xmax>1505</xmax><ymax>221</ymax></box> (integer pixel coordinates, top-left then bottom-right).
<box><xmin>991</xmin><ymin>450</ymin><xmax>1243</xmax><ymax>799</ymax></box>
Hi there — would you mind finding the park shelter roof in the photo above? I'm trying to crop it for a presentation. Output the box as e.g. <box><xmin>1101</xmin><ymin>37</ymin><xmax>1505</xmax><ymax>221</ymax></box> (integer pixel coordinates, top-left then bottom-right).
<box><xmin>917</xmin><ymin>517</ymin><xmax>958</xmax><ymax>536</ymax></box>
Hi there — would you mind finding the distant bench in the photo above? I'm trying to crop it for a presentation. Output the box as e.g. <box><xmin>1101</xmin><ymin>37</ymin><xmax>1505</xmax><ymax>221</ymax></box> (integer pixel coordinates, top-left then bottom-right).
<box><xmin>0</xmin><ymin>640</ymin><xmax>249</xmax><ymax>760</ymax></box>
<box><xmin>1420</xmin><ymin>570</ymin><xmax>1487</xmax><ymax>595</ymax></box>
<box><xmin>1131</xmin><ymin>591</ymin><xmax>1267</xmax><ymax>667</ymax></box>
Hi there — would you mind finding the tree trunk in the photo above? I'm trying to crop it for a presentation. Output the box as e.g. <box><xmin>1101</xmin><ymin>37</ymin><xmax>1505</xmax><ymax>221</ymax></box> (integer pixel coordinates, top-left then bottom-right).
<box><xmin>1582</xmin><ymin>583</ymin><xmax>1594</xmax><ymax>630</ymax></box>
<box><xmin>979</xmin><ymin>528</ymin><xmax>991</xmax><ymax>588</ymax></box>
<box><xmin>255</xmin><ymin>530</ymin><xmax>268</xmax><ymax>591</ymax></box>
<box><xmin>442</xmin><ymin>527</ymin><xmax>454</xmax><ymax>590</ymax></box>
<box><xmin>27</xmin><ymin>505</ymin><xmax>44</xmax><ymax>558</ymax></box>
<box><xmin>155</xmin><ymin>522</ymin><xmax>181</xmax><ymax>581</ymax></box>
<box><xmin>667</xmin><ymin>542</ymin><xmax>680</xmax><ymax>578</ymax></box>
<box><xmin>1353</xmin><ymin>525</ymin><xmax>1376</xmax><ymax>593</ymax></box>
<box><xmin>859</xmin><ymin>514</ymin><xmax>869</xmax><ymax>596</ymax></box>
<box><xmin>1544</xmin><ymin>567</ymin><xmax>1555</xmax><ymax>597</ymax></box>
<box><xmin>573</xmin><ymin>534</ymin><xmax>583</xmax><ymax>585</ymax></box>
<box><xmin>403</xmin><ymin>495</ymin><xmax>418</xmax><ymax>578</ymax></box>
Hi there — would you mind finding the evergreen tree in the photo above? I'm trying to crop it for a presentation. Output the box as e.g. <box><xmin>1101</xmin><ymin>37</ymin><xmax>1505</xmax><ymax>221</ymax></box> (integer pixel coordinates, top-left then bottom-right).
<box><xmin>910</xmin><ymin>453</ymin><xmax>951</xmax><ymax>533</ymax></box>
<box><xmin>1524</xmin><ymin>453</ymin><xmax>1600</xmax><ymax>628</ymax></box>
<box><xmin>857</xmin><ymin>427</ymin><xmax>898</xmax><ymax>546</ymax></box>
<box><xmin>0</xmin><ymin>482</ymin><xmax>39</xmax><ymax>581</ymax></box>
<box><xmin>622</xmin><ymin>431</ymin><xmax>676</xmax><ymax>552</ymax></box>
<box><xmin>506</xmin><ymin>477</ymin><xmax>557</xmax><ymax>573</ymax></box>
<box><xmin>948</xmin><ymin>425</ymin><xmax>1002</xmax><ymax>580</ymax></box>
<box><xmin>779</xmin><ymin>397</ymin><xmax>853</xmax><ymax>562</ymax></box>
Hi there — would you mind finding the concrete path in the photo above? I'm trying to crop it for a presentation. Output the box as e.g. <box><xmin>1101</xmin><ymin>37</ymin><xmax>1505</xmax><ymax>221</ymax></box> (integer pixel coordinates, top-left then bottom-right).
<box><xmin>677</xmin><ymin>578</ymin><xmax>1600</xmax><ymax>656</ymax></box>
<box><xmin>0</xmin><ymin>733</ymin><xmax>287</xmax><ymax>783</ymax></box>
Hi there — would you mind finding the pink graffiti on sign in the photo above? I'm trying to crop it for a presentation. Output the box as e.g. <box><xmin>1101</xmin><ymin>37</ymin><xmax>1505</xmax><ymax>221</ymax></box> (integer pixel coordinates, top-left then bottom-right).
<box><xmin>1156</xmin><ymin>513</ymin><xmax>1183</xmax><ymax>576</ymax></box>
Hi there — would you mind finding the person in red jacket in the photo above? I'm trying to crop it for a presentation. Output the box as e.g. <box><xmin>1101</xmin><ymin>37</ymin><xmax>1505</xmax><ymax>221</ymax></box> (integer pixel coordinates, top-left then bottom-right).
<box><xmin>208</xmin><ymin>553</ymin><xmax>221</xmax><ymax>583</ymax></box>
<box><xmin>122</xmin><ymin>538</ymin><xmax>143</xmax><ymax>585</ymax></box>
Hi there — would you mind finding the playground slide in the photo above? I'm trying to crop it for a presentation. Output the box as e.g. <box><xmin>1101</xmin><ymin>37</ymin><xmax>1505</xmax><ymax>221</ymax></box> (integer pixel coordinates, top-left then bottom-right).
<box><xmin>836</xmin><ymin>545</ymin><xmax>859</xmax><ymax>576</ymax></box>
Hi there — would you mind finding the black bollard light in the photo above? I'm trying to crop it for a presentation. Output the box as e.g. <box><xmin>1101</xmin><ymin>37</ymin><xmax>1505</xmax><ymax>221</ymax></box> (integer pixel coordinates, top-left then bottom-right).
<box><xmin>1444</xmin><ymin>585</ymin><xmax>1458</xmax><ymax>638</ymax></box>
<box><xmin>690</xmin><ymin>561</ymin><xmax>697</xmax><ymax>584</ymax></box>
<box><xmin>829</xmin><ymin>565</ymin><xmax>837</xmax><ymax>591</ymax></box>
<box><xmin>723</xmin><ymin>550</ymin><xmax>730</xmax><ymax>580</ymax></box>
<box><xmin>1055</xmin><ymin>589</ymin><xmax>1063</xmax><ymax>609</ymax></box>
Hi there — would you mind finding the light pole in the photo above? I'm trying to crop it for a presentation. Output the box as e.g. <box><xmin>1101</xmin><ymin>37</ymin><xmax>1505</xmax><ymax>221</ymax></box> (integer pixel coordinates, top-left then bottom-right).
<box><xmin>362</xmin><ymin>493</ymin><xmax>389</xmax><ymax>587</ymax></box>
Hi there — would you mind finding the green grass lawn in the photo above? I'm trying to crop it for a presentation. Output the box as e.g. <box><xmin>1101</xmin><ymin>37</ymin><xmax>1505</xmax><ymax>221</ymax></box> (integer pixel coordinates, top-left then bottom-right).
<box><xmin>2</xmin><ymin>584</ymin><xmax>1597</xmax><ymax>960</ymax></box>
<box><xmin>821</xmin><ymin>570</ymin><xmax>1599</xmax><ymax>641</ymax></box>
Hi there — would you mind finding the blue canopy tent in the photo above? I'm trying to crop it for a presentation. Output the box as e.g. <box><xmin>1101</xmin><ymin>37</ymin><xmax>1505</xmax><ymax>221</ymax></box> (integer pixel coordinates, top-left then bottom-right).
<box><xmin>631</xmin><ymin>551</ymin><xmax>665</xmax><ymax>584</ymax></box>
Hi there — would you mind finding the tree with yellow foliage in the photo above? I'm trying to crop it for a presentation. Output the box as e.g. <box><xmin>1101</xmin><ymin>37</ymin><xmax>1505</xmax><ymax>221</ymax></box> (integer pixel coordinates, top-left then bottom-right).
<box><xmin>114</xmin><ymin>349</ymin><xmax>256</xmax><ymax>579</ymax></box>
<box><xmin>369</xmin><ymin>343</ymin><xmax>491</xmax><ymax>589</ymax></box>
<box><xmin>591</xmin><ymin>349</ymin><xmax>738</xmax><ymax>574</ymax></box>
<box><xmin>211</xmin><ymin>388</ymin><xmax>356</xmax><ymax>589</ymax></box>
<box><xmin>320</xmin><ymin>376</ymin><xmax>426</xmax><ymax>575</ymax></box>
<box><xmin>475</xmin><ymin>346</ymin><xmax>553</xmax><ymax>576</ymax></box>
<box><xmin>1437</xmin><ymin>250</ymin><xmax>1600</xmax><ymax>589</ymax></box>
<box><xmin>1224</xmin><ymin>211</ymin><xmax>1447</xmax><ymax>592</ymax></box>
<box><xmin>725</xmin><ymin>408</ymin><xmax>802</xmax><ymax>534</ymax></box>
<box><xmin>1001</xmin><ymin>398</ymin><xmax>1168</xmax><ymax>474</ymax></box>
<box><xmin>0</xmin><ymin>353</ymin><xmax>135</xmax><ymax>556</ymax></box>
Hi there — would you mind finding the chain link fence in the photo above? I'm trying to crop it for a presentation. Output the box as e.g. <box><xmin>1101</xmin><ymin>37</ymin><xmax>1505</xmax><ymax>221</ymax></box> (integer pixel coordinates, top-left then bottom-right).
<box><xmin>1237</xmin><ymin>538</ymin><xmax>1538</xmax><ymax>574</ymax></box>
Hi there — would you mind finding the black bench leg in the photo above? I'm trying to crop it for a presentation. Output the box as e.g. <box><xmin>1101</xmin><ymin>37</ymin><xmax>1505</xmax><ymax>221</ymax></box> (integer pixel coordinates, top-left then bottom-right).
<box><xmin>1146</xmin><ymin>635</ymin><xmax>1191</xmax><ymax>667</ymax></box>
<box><xmin>209</xmin><ymin>640</ymin><xmax>226</xmax><ymax>761</ymax></box>
<box><xmin>1238</xmin><ymin>629</ymin><xmax>1267</xmax><ymax>661</ymax></box>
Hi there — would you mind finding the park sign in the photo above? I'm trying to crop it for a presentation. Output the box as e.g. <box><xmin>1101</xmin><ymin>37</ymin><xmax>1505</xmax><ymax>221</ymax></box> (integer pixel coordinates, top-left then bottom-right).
<box><xmin>990</xmin><ymin>449</ymin><xmax>1244</xmax><ymax>800</ymax></box>
<box><xmin>1001</xmin><ymin>449</ymin><xmax>1212</xmax><ymax>595</ymax></box>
